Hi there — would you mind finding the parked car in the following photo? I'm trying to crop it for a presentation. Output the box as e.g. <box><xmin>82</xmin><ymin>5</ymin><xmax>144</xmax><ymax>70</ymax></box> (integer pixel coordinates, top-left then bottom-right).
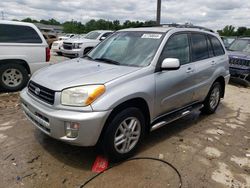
<box><xmin>42</xmin><ymin>32</ymin><xmax>58</xmax><ymax>49</ymax></box>
<box><xmin>51</xmin><ymin>34</ymin><xmax>78</xmax><ymax>55</ymax></box>
<box><xmin>58</xmin><ymin>34</ymin><xmax>76</xmax><ymax>41</ymax></box>
<box><xmin>227</xmin><ymin>37</ymin><xmax>250</xmax><ymax>86</ymax></box>
<box><xmin>61</xmin><ymin>30</ymin><xmax>113</xmax><ymax>58</ymax></box>
<box><xmin>20</xmin><ymin>25</ymin><xmax>230</xmax><ymax>161</ymax></box>
<box><xmin>221</xmin><ymin>36</ymin><xmax>236</xmax><ymax>49</ymax></box>
<box><xmin>0</xmin><ymin>20</ymin><xmax>50</xmax><ymax>91</ymax></box>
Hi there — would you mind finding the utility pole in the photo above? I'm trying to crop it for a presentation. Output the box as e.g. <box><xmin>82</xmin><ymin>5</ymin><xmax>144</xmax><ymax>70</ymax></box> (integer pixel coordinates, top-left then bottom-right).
<box><xmin>1</xmin><ymin>11</ymin><xmax>4</xmax><ymax>20</ymax></box>
<box><xmin>156</xmin><ymin>0</ymin><xmax>161</xmax><ymax>25</ymax></box>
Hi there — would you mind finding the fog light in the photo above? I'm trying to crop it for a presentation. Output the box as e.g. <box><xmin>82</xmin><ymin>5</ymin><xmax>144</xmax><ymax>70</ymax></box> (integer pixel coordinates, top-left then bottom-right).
<box><xmin>65</xmin><ymin>122</ymin><xmax>80</xmax><ymax>138</ymax></box>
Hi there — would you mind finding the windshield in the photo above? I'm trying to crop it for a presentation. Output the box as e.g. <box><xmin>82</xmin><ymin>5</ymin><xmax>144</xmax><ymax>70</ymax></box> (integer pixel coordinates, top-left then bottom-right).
<box><xmin>228</xmin><ymin>39</ymin><xmax>250</xmax><ymax>53</ymax></box>
<box><xmin>85</xmin><ymin>31</ymin><xmax>101</xmax><ymax>40</ymax></box>
<box><xmin>87</xmin><ymin>31</ymin><xmax>164</xmax><ymax>67</ymax></box>
<box><xmin>79</xmin><ymin>34</ymin><xmax>86</xmax><ymax>39</ymax></box>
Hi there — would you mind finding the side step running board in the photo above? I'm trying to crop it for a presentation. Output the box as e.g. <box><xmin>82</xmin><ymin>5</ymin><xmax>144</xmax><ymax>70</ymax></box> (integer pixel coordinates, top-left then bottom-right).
<box><xmin>150</xmin><ymin>104</ymin><xmax>203</xmax><ymax>131</ymax></box>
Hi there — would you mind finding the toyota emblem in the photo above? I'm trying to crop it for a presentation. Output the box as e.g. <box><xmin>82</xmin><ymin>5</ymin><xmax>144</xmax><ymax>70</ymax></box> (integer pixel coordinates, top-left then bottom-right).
<box><xmin>35</xmin><ymin>87</ymin><xmax>41</xmax><ymax>95</ymax></box>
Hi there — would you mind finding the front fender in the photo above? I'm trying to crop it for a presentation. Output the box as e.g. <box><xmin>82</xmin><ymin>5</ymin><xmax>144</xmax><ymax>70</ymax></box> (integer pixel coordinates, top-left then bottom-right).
<box><xmin>91</xmin><ymin>69</ymin><xmax>155</xmax><ymax>120</ymax></box>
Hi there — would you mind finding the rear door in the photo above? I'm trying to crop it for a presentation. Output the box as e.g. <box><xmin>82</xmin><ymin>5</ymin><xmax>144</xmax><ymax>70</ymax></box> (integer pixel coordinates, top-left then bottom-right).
<box><xmin>192</xmin><ymin>33</ymin><xmax>226</xmax><ymax>102</ymax></box>
<box><xmin>154</xmin><ymin>33</ymin><xmax>196</xmax><ymax>118</ymax></box>
<box><xmin>190</xmin><ymin>32</ymin><xmax>214</xmax><ymax>101</ymax></box>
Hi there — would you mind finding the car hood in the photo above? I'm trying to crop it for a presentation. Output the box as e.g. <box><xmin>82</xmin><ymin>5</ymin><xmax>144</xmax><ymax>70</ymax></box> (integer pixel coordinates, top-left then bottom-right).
<box><xmin>228</xmin><ymin>51</ymin><xmax>250</xmax><ymax>60</ymax></box>
<box><xmin>31</xmin><ymin>59</ymin><xmax>141</xmax><ymax>91</ymax></box>
<box><xmin>64</xmin><ymin>38</ymin><xmax>97</xmax><ymax>44</ymax></box>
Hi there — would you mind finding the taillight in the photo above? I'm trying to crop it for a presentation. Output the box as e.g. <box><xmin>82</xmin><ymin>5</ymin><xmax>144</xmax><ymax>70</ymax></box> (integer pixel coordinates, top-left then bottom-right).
<box><xmin>46</xmin><ymin>47</ymin><xmax>50</xmax><ymax>62</ymax></box>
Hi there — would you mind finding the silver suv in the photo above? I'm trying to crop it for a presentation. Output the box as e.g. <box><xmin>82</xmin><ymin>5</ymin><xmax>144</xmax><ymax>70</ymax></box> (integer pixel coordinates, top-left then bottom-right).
<box><xmin>21</xmin><ymin>25</ymin><xmax>230</xmax><ymax>161</ymax></box>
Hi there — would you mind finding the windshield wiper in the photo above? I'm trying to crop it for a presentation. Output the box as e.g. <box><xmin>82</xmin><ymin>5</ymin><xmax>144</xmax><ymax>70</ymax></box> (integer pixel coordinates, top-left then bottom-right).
<box><xmin>94</xmin><ymin>58</ymin><xmax>120</xmax><ymax>65</ymax></box>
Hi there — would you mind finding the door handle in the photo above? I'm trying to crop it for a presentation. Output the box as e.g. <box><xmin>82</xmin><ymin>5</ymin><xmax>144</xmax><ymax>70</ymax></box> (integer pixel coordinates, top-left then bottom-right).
<box><xmin>186</xmin><ymin>67</ymin><xmax>194</xmax><ymax>73</ymax></box>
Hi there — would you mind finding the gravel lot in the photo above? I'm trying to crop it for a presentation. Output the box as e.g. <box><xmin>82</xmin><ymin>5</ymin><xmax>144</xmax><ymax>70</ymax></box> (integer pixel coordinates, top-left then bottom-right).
<box><xmin>0</xmin><ymin>54</ymin><xmax>249</xmax><ymax>188</ymax></box>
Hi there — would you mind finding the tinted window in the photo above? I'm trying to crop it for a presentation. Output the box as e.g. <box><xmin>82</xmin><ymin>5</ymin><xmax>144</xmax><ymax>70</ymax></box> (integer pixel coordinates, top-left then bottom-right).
<box><xmin>207</xmin><ymin>36</ymin><xmax>214</xmax><ymax>57</ymax></box>
<box><xmin>191</xmin><ymin>33</ymin><xmax>209</xmax><ymax>61</ymax></box>
<box><xmin>160</xmin><ymin>33</ymin><xmax>190</xmax><ymax>65</ymax></box>
<box><xmin>209</xmin><ymin>35</ymin><xmax>225</xmax><ymax>56</ymax></box>
<box><xmin>0</xmin><ymin>24</ymin><xmax>42</xmax><ymax>43</ymax></box>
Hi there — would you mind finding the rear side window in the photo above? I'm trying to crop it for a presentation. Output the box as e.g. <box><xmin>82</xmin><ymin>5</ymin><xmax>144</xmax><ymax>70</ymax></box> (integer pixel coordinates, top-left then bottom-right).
<box><xmin>0</xmin><ymin>24</ymin><xmax>42</xmax><ymax>43</ymax></box>
<box><xmin>191</xmin><ymin>33</ymin><xmax>209</xmax><ymax>61</ymax></box>
<box><xmin>209</xmin><ymin>35</ymin><xmax>225</xmax><ymax>56</ymax></box>
<box><xmin>160</xmin><ymin>33</ymin><xmax>190</xmax><ymax>65</ymax></box>
<box><xmin>207</xmin><ymin>36</ymin><xmax>214</xmax><ymax>57</ymax></box>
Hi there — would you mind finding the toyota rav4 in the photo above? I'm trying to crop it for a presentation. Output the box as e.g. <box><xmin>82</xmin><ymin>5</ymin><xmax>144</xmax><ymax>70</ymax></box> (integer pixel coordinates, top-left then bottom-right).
<box><xmin>21</xmin><ymin>25</ymin><xmax>230</xmax><ymax>161</ymax></box>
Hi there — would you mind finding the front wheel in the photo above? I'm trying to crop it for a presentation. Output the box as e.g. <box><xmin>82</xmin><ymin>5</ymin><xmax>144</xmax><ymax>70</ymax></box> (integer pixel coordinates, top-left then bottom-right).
<box><xmin>102</xmin><ymin>107</ymin><xmax>145</xmax><ymax>162</ymax></box>
<box><xmin>201</xmin><ymin>82</ymin><xmax>222</xmax><ymax>114</ymax></box>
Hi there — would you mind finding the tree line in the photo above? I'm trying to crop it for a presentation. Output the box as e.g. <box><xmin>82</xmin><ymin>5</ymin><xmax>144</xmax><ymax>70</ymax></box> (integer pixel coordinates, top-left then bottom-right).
<box><xmin>16</xmin><ymin>18</ymin><xmax>157</xmax><ymax>33</ymax></box>
<box><xmin>14</xmin><ymin>18</ymin><xmax>250</xmax><ymax>36</ymax></box>
<box><xmin>217</xmin><ymin>25</ymin><xmax>250</xmax><ymax>36</ymax></box>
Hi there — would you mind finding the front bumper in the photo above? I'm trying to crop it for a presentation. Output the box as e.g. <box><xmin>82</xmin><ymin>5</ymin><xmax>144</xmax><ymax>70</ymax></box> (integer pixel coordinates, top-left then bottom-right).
<box><xmin>61</xmin><ymin>48</ymin><xmax>81</xmax><ymax>58</ymax></box>
<box><xmin>20</xmin><ymin>88</ymin><xmax>111</xmax><ymax>146</ymax></box>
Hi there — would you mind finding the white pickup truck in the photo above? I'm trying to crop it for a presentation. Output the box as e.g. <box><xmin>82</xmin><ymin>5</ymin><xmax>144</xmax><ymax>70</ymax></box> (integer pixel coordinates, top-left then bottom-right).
<box><xmin>0</xmin><ymin>20</ymin><xmax>50</xmax><ymax>91</ymax></box>
<box><xmin>61</xmin><ymin>30</ymin><xmax>113</xmax><ymax>58</ymax></box>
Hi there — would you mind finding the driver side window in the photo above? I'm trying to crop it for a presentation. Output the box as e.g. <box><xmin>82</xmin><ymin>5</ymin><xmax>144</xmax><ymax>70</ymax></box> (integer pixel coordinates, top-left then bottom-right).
<box><xmin>160</xmin><ymin>33</ymin><xmax>190</xmax><ymax>65</ymax></box>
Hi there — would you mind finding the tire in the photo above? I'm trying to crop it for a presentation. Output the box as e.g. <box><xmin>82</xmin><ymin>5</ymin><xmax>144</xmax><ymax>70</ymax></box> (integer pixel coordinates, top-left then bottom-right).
<box><xmin>102</xmin><ymin>107</ymin><xmax>145</xmax><ymax>162</ymax></box>
<box><xmin>56</xmin><ymin>52</ymin><xmax>62</xmax><ymax>56</ymax></box>
<box><xmin>0</xmin><ymin>63</ymin><xmax>29</xmax><ymax>92</ymax></box>
<box><xmin>201</xmin><ymin>82</ymin><xmax>222</xmax><ymax>114</ymax></box>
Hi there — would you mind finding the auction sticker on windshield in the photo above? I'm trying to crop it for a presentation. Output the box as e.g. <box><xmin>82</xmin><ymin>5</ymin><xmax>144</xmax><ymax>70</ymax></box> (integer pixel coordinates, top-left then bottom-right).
<box><xmin>141</xmin><ymin>33</ymin><xmax>162</xmax><ymax>39</ymax></box>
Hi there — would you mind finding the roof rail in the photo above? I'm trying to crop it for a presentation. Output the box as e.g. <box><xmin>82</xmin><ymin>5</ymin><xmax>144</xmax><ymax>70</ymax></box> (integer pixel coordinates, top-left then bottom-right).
<box><xmin>161</xmin><ymin>23</ymin><xmax>215</xmax><ymax>33</ymax></box>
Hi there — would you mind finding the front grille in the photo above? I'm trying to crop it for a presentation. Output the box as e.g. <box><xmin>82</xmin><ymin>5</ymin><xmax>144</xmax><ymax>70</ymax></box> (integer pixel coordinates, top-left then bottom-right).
<box><xmin>229</xmin><ymin>58</ymin><xmax>250</xmax><ymax>67</ymax></box>
<box><xmin>63</xmin><ymin>42</ymin><xmax>73</xmax><ymax>50</ymax></box>
<box><xmin>28</xmin><ymin>81</ymin><xmax>55</xmax><ymax>105</ymax></box>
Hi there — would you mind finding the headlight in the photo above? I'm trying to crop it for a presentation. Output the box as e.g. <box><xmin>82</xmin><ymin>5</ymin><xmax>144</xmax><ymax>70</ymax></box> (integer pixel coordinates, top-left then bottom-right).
<box><xmin>61</xmin><ymin>85</ymin><xmax>105</xmax><ymax>106</ymax></box>
<box><xmin>73</xmin><ymin>43</ymin><xmax>82</xmax><ymax>49</ymax></box>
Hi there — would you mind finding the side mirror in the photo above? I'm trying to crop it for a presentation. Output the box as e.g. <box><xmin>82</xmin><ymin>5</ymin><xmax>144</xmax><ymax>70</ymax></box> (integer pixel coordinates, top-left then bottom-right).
<box><xmin>100</xmin><ymin>36</ymin><xmax>106</xmax><ymax>41</ymax></box>
<box><xmin>161</xmin><ymin>58</ymin><xmax>180</xmax><ymax>70</ymax></box>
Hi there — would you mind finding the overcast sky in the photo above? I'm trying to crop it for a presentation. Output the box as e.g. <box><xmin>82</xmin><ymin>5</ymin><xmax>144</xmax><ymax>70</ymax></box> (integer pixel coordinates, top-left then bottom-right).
<box><xmin>1</xmin><ymin>0</ymin><xmax>250</xmax><ymax>30</ymax></box>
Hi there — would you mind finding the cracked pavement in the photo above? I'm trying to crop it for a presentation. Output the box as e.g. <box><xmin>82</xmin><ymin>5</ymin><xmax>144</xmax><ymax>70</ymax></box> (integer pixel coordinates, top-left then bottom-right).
<box><xmin>0</xmin><ymin>80</ymin><xmax>249</xmax><ymax>187</ymax></box>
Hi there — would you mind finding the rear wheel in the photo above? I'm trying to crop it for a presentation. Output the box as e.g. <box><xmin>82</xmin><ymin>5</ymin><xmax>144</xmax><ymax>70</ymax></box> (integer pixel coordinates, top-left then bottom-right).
<box><xmin>0</xmin><ymin>63</ymin><xmax>29</xmax><ymax>92</ymax></box>
<box><xmin>102</xmin><ymin>107</ymin><xmax>145</xmax><ymax>162</ymax></box>
<box><xmin>201</xmin><ymin>82</ymin><xmax>222</xmax><ymax>114</ymax></box>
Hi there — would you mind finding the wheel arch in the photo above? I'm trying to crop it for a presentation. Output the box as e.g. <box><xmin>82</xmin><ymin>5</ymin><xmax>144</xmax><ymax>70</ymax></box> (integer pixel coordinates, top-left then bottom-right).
<box><xmin>83</xmin><ymin>46</ymin><xmax>94</xmax><ymax>55</ymax></box>
<box><xmin>213</xmin><ymin>76</ymin><xmax>225</xmax><ymax>98</ymax></box>
<box><xmin>98</xmin><ymin>97</ymin><xmax>151</xmax><ymax>143</ymax></box>
<box><xmin>0</xmin><ymin>59</ymin><xmax>31</xmax><ymax>74</ymax></box>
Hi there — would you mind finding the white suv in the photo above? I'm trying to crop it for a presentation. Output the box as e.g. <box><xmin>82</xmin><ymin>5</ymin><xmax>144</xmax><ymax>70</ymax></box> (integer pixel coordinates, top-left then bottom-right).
<box><xmin>61</xmin><ymin>30</ymin><xmax>113</xmax><ymax>58</ymax></box>
<box><xmin>51</xmin><ymin>34</ymin><xmax>76</xmax><ymax>55</ymax></box>
<box><xmin>0</xmin><ymin>20</ymin><xmax>50</xmax><ymax>91</ymax></box>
